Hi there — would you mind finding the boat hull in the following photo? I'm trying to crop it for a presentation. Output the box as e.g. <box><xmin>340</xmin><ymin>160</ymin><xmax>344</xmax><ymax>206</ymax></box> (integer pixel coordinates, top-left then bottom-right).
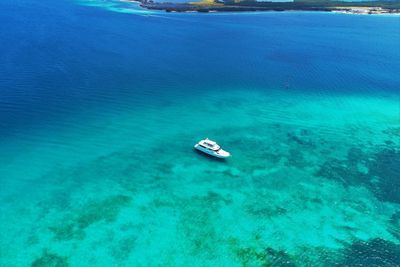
<box><xmin>194</xmin><ymin>144</ymin><xmax>230</xmax><ymax>158</ymax></box>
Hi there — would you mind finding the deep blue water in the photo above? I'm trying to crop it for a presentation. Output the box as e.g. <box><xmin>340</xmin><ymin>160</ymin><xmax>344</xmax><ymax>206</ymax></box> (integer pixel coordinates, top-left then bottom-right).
<box><xmin>1</xmin><ymin>0</ymin><xmax>400</xmax><ymax>266</ymax></box>
<box><xmin>1</xmin><ymin>0</ymin><xmax>399</xmax><ymax>138</ymax></box>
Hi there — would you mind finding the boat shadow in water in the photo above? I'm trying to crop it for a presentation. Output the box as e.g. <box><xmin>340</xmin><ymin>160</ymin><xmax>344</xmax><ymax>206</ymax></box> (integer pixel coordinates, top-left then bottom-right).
<box><xmin>193</xmin><ymin>149</ymin><xmax>229</xmax><ymax>163</ymax></box>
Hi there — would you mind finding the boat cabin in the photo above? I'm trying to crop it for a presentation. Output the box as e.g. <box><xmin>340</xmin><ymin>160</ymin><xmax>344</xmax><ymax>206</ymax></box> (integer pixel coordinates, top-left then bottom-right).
<box><xmin>199</xmin><ymin>139</ymin><xmax>220</xmax><ymax>151</ymax></box>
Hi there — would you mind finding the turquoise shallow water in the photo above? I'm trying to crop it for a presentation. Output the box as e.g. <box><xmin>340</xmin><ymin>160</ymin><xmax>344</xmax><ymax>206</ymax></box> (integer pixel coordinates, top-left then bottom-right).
<box><xmin>1</xmin><ymin>0</ymin><xmax>400</xmax><ymax>266</ymax></box>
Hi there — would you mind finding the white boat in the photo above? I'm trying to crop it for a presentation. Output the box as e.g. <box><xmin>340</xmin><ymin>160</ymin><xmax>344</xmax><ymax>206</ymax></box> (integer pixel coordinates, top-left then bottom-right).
<box><xmin>194</xmin><ymin>138</ymin><xmax>231</xmax><ymax>158</ymax></box>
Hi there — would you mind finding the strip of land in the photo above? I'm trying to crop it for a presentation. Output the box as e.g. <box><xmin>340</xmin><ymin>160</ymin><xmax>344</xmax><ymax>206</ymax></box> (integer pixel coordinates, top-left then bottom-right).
<box><xmin>136</xmin><ymin>0</ymin><xmax>400</xmax><ymax>14</ymax></box>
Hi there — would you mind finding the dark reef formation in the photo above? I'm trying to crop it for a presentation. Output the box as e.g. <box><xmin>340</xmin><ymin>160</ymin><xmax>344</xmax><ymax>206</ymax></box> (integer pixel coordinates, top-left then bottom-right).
<box><xmin>49</xmin><ymin>195</ymin><xmax>131</xmax><ymax>241</ymax></box>
<box><xmin>233</xmin><ymin>246</ymin><xmax>297</xmax><ymax>266</ymax></box>
<box><xmin>265</xmin><ymin>247</ymin><xmax>297</xmax><ymax>267</ymax></box>
<box><xmin>340</xmin><ymin>238</ymin><xmax>400</xmax><ymax>267</ymax></box>
<box><xmin>231</xmin><ymin>238</ymin><xmax>400</xmax><ymax>266</ymax></box>
<box><xmin>316</xmin><ymin>146</ymin><xmax>400</xmax><ymax>204</ymax></box>
<box><xmin>31</xmin><ymin>251</ymin><xmax>69</xmax><ymax>267</ymax></box>
<box><xmin>368</xmin><ymin>148</ymin><xmax>400</xmax><ymax>204</ymax></box>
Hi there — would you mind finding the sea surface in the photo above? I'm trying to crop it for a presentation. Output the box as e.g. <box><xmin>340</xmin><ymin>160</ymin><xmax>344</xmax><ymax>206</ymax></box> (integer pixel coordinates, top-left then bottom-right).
<box><xmin>1</xmin><ymin>0</ymin><xmax>400</xmax><ymax>266</ymax></box>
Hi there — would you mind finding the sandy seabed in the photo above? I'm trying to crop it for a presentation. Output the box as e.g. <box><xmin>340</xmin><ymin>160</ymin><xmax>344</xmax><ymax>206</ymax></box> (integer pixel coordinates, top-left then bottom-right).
<box><xmin>1</xmin><ymin>88</ymin><xmax>399</xmax><ymax>266</ymax></box>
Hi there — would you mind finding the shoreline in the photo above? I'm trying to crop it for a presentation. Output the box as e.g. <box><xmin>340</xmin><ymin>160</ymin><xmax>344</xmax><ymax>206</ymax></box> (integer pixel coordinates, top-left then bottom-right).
<box><xmin>128</xmin><ymin>0</ymin><xmax>400</xmax><ymax>14</ymax></box>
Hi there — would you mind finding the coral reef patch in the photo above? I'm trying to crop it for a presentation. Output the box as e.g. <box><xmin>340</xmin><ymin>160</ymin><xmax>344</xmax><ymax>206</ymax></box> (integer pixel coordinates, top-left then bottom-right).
<box><xmin>31</xmin><ymin>251</ymin><xmax>69</xmax><ymax>267</ymax></box>
<box><xmin>340</xmin><ymin>238</ymin><xmax>400</xmax><ymax>266</ymax></box>
<box><xmin>49</xmin><ymin>195</ymin><xmax>131</xmax><ymax>240</ymax></box>
<box><xmin>316</xmin><ymin>146</ymin><xmax>400</xmax><ymax>204</ymax></box>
